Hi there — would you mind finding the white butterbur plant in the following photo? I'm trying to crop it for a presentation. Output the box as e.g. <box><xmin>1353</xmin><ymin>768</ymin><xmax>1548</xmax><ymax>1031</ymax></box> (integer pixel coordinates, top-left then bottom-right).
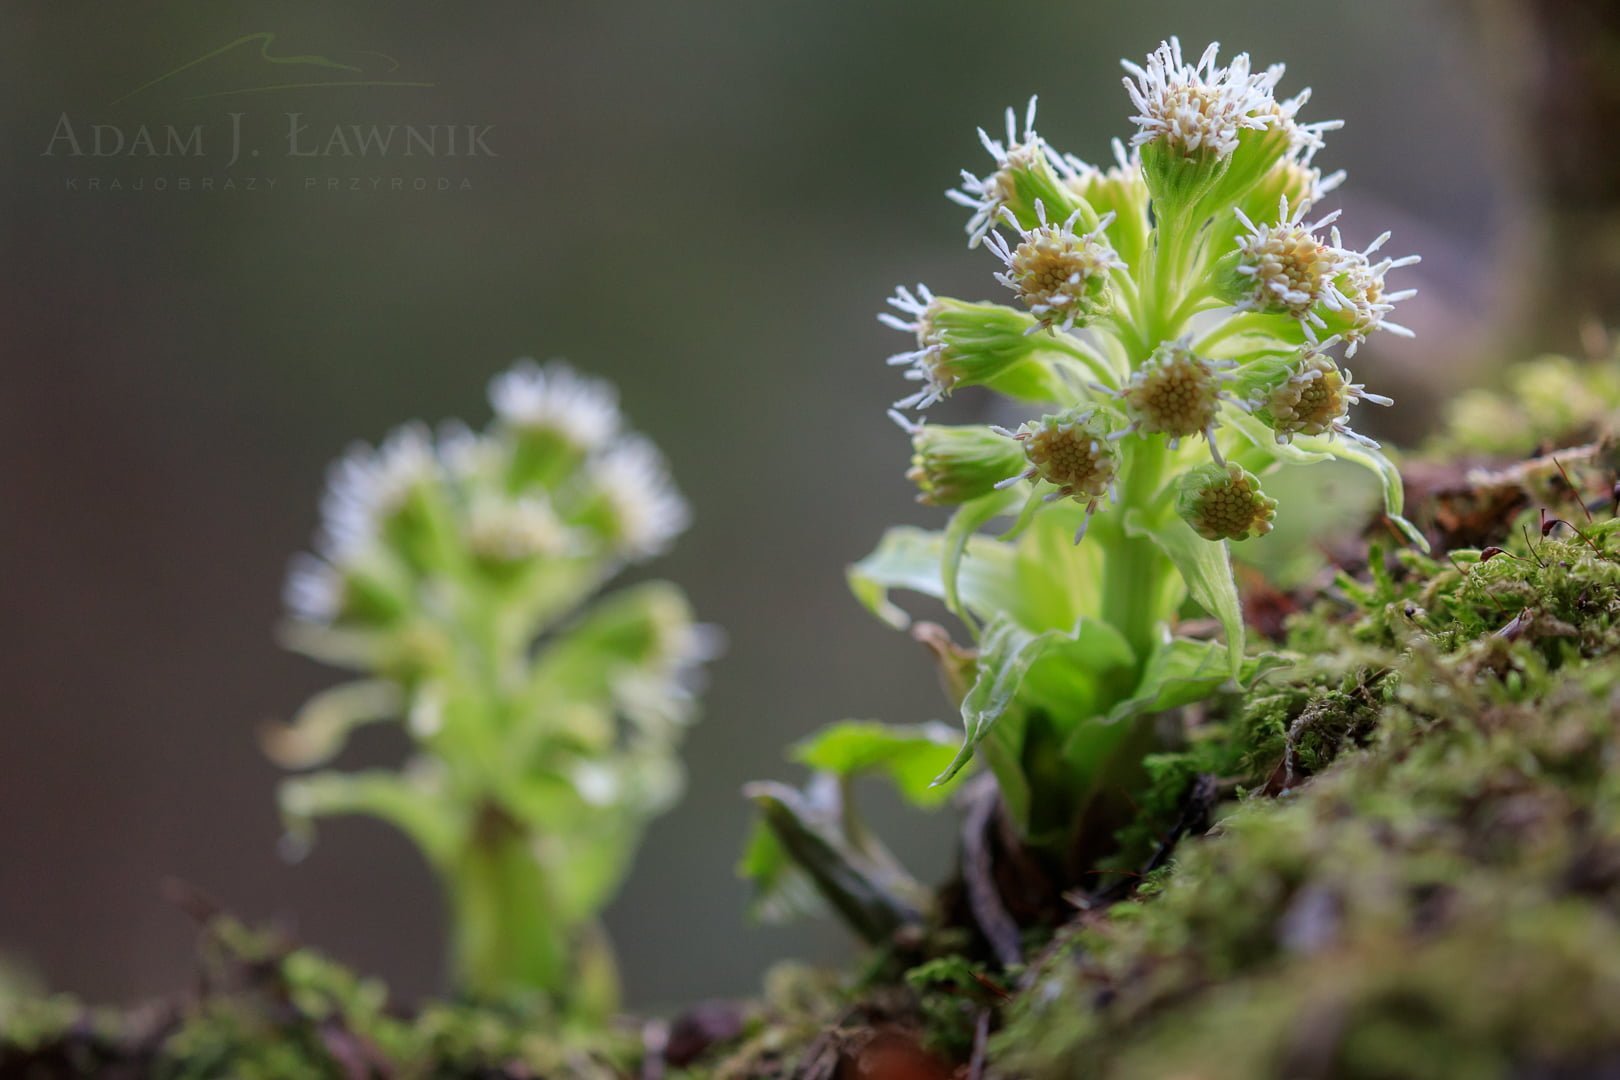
<box><xmin>270</xmin><ymin>359</ymin><xmax>714</xmax><ymax>1018</ymax></box>
<box><xmin>744</xmin><ymin>38</ymin><xmax>1424</xmax><ymax>942</ymax></box>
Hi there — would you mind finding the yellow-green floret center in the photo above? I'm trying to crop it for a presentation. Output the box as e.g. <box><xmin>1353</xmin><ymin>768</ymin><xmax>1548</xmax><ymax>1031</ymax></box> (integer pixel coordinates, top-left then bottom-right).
<box><xmin>1123</xmin><ymin>345</ymin><xmax>1222</xmax><ymax>439</ymax></box>
<box><xmin>1267</xmin><ymin>355</ymin><xmax>1349</xmax><ymax>437</ymax></box>
<box><xmin>1178</xmin><ymin>462</ymin><xmax>1278</xmax><ymax>541</ymax></box>
<box><xmin>1022</xmin><ymin>415</ymin><xmax>1117</xmax><ymax>500</ymax></box>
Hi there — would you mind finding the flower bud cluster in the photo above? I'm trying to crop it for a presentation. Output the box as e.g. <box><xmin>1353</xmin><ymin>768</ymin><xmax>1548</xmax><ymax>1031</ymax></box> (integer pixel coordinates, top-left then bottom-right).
<box><xmin>1121</xmin><ymin>339</ymin><xmax>1230</xmax><ymax>445</ymax></box>
<box><xmin>751</xmin><ymin>35</ymin><xmax>1428</xmax><ymax>943</ymax></box>
<box><xmin>881</xmin><ymin>285</ymin><xmax>1064</xmax><ymax>409</ymax></box>
<box><xmin>274</xmin><ymin>359</ymin><xmax>714</xmax><ymax>1003</ymax></box>
<box><xmin>1176</xmin><ymin>462</ymin><xmax>1278</xmax><ymax>541</ymax></box>
<box><xmin>900</xmin><ymin>418</ymin><xmax>1027</xmax><ymax>506</ymax></box>
<box><xmin>986</xmin><ymin>201</ymin><xmax>1124</xmax><ymax>333</ymax></box>
<box><xmin>885</xmin><ymin>37</ymin><xmax>1420</xmax><ymax>551</ymax></box>
<box><xmin>287</xmin><ymin>360</ymin><xmax>690</xmax><ymax>632</ymax></box>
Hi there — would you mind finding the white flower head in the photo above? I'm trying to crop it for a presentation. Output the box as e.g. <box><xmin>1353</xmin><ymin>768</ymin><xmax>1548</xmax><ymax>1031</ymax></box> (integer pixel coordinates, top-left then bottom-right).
<box><xmin>572</xmin><ymin>761</ymin><xmax>624</xmax><ymax>807</ymax></box>
<box><xmin>880</xmin><ymin>283</ymin><xmax>952</xmax><ymax>409</ymax></box>
<box><xmin>617</xmin><ymin>618</ymin><xmax>726</xmax><ymax>730</ymax></box>
<box><xmin>317</xmin><ymin>422</ymin><xmax>440</xmax><ymax>563</ymax></box>
<box><xmin>1258</xmin><ymin>345</ymin><xmax>1392</xmax><ymax>447</ymax></box>
<box><xmin>435</xmin><ymin>420</ymin><xmax>503</xmax><ymax>483</ymax></box>
<box><xmin>881</xmin><ymin>286</ymin><xmax>1050</xmax><ymax>411</ymax></box>
<box><xmin>1324</xmin><ymin>227</ymin><xmax>1421</xmax><ymax>355</ymax></box>
<box><xmin>1233</xmin><ymin>196</ymin><xmax>1349</xmax><ymax>337</ymax></box>
<box><xmin>1258</xmin><ymin>72</ymin><xmax>1343</xmax><ymax>163</ymax></box>
<box><xmin>489</xmin><ymin>359</ymin><xmax>621</xmax><ymax>451</ymax></box>
<box><xmin>465</xmin><ymin>493</ymin><xmax>575</xmax><ymax>563</ymax></box>
<box><xmin>1119</xmin><ymin>337</ymin><xmax>1237</xmax><ymax>456</ymax></box>
<box><xmin>283</xmin><ymin>552</ymin><xmax>345</xmax><ymax>624</ymax></box>
<box><xmin>589</xmin><ymin>435</ymin><xmax>690</xmax><ymax>561</ymax></box>
<box><xmin>1062</xmin><ymin>139</ymin><xmax>1148</xmax><ymax>204</ymax></box>
<box><xmin>985</xmin><ymin>201</ymin><xmax>1124</xmax><ymax>333</ymax></box>
<box><xmin>947</xmin><ymin>96</ymin><xmax>1067</xmax><ymax>247</ymax></box>
<box><xmin>1122</xmin><ymin>38</ymin><xmax>1279</xmax><ymax>160</ymax></box>
<box><xmin>992</xmin><ymin>409</ymin><xmax>1119</xmax><ymax>543</ymax></box>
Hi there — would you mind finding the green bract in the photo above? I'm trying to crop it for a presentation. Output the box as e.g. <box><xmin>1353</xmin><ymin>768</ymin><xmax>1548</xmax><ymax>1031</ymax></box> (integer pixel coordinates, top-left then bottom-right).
<box><xmin>904</xmin><ymin>422</ymin><xmax>1028</xmax><ymax>507</ymax></box>
<box><xmin>747</xmin><ymin>36</ymin><xmax>1424</xmax><ymax>934</ymax></box>
<box><xmin>271</xmin><ymin>360</ymin><xmax>713</xmax><ymax>1017</ymax></box>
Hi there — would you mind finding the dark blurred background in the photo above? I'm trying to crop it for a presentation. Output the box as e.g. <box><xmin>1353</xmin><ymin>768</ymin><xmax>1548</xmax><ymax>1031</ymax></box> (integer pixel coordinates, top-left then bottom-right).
<box><xmin>0</xmin><ymin>0</ymin><xmax>1606</xmax><ymax>1011</ymax></box>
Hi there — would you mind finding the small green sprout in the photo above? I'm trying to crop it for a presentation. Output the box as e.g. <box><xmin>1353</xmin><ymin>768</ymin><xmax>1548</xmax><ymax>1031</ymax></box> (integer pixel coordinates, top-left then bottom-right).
<box><xmin>270</xmin><ymin>360</ymin><xmax>716</xmax><ymax>1017</ymax></box>
<box><xmin>746</xmin><ymin>36</ymin><xmax>1425</xmax><ymax>935</ymax></box>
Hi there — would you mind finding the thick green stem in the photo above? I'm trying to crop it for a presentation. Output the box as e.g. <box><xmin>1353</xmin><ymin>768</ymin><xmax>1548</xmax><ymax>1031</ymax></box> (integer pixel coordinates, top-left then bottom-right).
<box><xmin>1102</xmin><ymin>216</ymin><xmax>1190</xmax><ymax>667</ymax></box>
<box><xmin>448</xmin><ymin>803</ymin><xmax>584</xmax><ymax>1008</ymax></box>
<box><xmin>1101</xmin><ymin>438</ymin><xmax>1171</xmax><ymax>664</ymax></box>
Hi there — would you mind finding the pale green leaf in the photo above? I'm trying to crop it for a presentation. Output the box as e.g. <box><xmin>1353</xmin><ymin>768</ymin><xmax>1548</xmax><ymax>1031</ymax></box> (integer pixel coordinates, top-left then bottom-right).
<box><xmin>943</xmin><ymin>488</ymin><xmax>1021</xmax><ymax>632</ymax></box>
<box><xmin>1104</xmin><ymin>638</ymin><xmax>1289</xmax><ymax>723</ymax></box>
<box><xmin>743</xmin><ymin>779</ymin><xmax>924</xmax><ymax>943</ymax></box>
<box><xmin>847</xmin><ymin>526</ymin><xmax>1022</xmax><ymax>631</ymax></box>
<box><xmin>1018</xmin><ymin>619</ymin><xmax>1137</xmax><ymax>719</ymax></box>
<box><xmin>1292</xmin><ymin>435</ymin><xmax>1428</xmax><ymax>551</ymax></box>
<box><xmin>792</xmin><ymin>720</ymin><xmax>963</xmax><ymax>807</ymax></box>
<box><xmin>1011</xmin><ymin>501</ymin><xmax>1111</xmax><ymax>630</ymax></box>
<box><xmin>935</xmin><ymin>615</ymin><xmax>1048</xmax><ymax>785</ymax></box>
<box><xmin>737</xmin><ymin>818</ymin><xmax>827</xmax><ymax>925</ymax></box>
<box><xmin>1225</xmin><ymin>409</ymin><xmax>1426</xmax><ymax>552</ymax></box>
<box><xmin>278</xmin><ymin>769</ymin><xmax>457</xmax><ymax>869</ymax></box>
<box><xmin>1126</xmin><ymin>509</ymin><xmax>1244</xmax><ymax>676</ymax></box>
<box><xmin>933</xmin><ymin>613</ymin><xmax>1135</xmax><ymax>786</ymax></box>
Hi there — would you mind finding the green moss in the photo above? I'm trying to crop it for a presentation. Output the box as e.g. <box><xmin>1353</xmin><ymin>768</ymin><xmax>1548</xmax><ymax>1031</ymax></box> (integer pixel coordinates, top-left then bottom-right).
<box><xmin>997</xmin><ymin>512</ymin><xmax>1620</xmax><ymax>1077</ymax></box>
<box><xmin>901</xmin><ymin>955</ymin><xmax>1008</xmax><ymax>1060</ymax></box>
<box><xmin>1435</xmin><ymin>353</ymin><xmax>1620</xmax><ymax>459</ymax></box>
<box><xmin>0</xmin><ymin>917</ymin><xmax>636</xmax><ymax>1079</ymax></box>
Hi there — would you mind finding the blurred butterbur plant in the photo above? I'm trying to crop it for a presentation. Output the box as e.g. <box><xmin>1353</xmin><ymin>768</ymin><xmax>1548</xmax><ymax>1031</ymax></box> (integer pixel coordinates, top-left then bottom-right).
<box><xmin>747</xmin><ymin>37</ymin><xmax>1424</xmax><ymax>936</ymax></box>
<box><xmin>268</xmin><ymin>360</ymin><xmax>716</xmax><ymax>1019</ymax></box>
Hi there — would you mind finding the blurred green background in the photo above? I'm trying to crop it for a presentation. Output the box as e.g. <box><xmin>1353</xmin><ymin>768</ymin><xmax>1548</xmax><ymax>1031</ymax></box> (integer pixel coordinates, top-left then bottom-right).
<box><xmin>0</xmin><ymin>1</ymin><xmax>1523</xmax><ymax>1009</ymax></box>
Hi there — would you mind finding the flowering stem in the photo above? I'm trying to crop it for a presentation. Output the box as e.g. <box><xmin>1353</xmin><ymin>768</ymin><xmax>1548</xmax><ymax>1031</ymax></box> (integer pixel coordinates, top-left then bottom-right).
<box><xmin>1043</xmin><ymin>333</ymin><xmax>1122</xmax><ymax>389</ymax></box>
<box><xmin>1100</xmin><ymin>216</ymin><xmax>1190</xmax><ymax>663</ymax></box>
<box><xmin>1194</xmin><ymin>310</ymin><xmax>1283</xmax><ymax>354</ymax></box>
<box><xmin>1100</xmin><ymin>436</ymin><xmax>1170</xmax><ymax>661</ymax></box>
<box><xmin>449</xmin><ymin>803</ymin><xmax>573</xmax><ymax>1005</ymax></box>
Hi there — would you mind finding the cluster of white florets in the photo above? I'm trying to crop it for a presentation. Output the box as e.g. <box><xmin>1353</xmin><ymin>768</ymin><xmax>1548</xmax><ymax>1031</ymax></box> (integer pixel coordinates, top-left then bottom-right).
<box><xmin>947</xmin><ymin>97</ymin><xmax>1056</xmax><ymax>247</ymax></box>
<box><xmin>1231</xmin><ymin>198</ymin><xmax>1419</xmax><ymax>350</ymax></box>
<box><xmin>1122</xmin><ymin>38</ymin><xmax>1277</xmax><ymax>160</ymax></box>
<box><xmin>588</xmin><ymin>435</ymin><xmax>692</xmax><ymax>560</ymax></box>
<box><xmin>1328</xmin><ymin>228</ymin><xmax>1421</xmax><ymax>354</ymax></box>
<box><xmin>1256</xmin><ymin>346</ymin><xmax>1392</xmax><ymax>446</ymax></box>
<box><xmin>879</xmin><ymin>37</ymin><xmax>1422</xmax><ymax>544</ymax></box>
<box><xmin>880</xmin><ymin>283</ymin><xmax>954</xmax><ymax>409</ymax></box>
<box><xmin>1120</xmin><ymin>339</ymin><xmax>1234</xmax><ymax>449</ymax></box>
<box><xmin>993</xmin><ymin>410</ymin><xmax>1120</xmax><ymax>540</ymax></box>
<box><xmin>1232</xmin><ymin>197</ymin><xmax>1347</xmax><ymax>328</ymax></box>
<box><xmin>284</xmin><ymin>360</ymin><xmax>689</xmax><ymax>624</ymax></box>
<box><xmin>464</xmin><ymin>493</ymin><xmax>574</xmax><ymax>564</ymax></box>
<box><xmin>986</xmin><ymin>202</ymin><xmax>1123</xmax><ymax>332</ymax></box>
<box><xmin>489</xmin><ymin>359</ymin><xmax>621</xmax><ymax>451</ymax></box>
<box><xmin>317</xmin><ymin>423</ymin><xmax>440</xmax><ymax>566</ymax></box>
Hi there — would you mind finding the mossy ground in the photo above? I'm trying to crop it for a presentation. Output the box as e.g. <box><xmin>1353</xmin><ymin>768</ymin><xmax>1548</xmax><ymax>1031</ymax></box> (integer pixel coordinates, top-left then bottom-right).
<box><xmin>0</xmin><ymin>910</ymin><xmax>643</xmax><ymax>1079</ymax></box>
<box><xmin>984</xmin><ymin>373</ymin><xmax>1620</xmax><ymax>1078</ymax></box>
<box><xmin>8</xmin><ymin>358</ymin><xmax>1620</xmax><ymax>1079</ymax></box>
